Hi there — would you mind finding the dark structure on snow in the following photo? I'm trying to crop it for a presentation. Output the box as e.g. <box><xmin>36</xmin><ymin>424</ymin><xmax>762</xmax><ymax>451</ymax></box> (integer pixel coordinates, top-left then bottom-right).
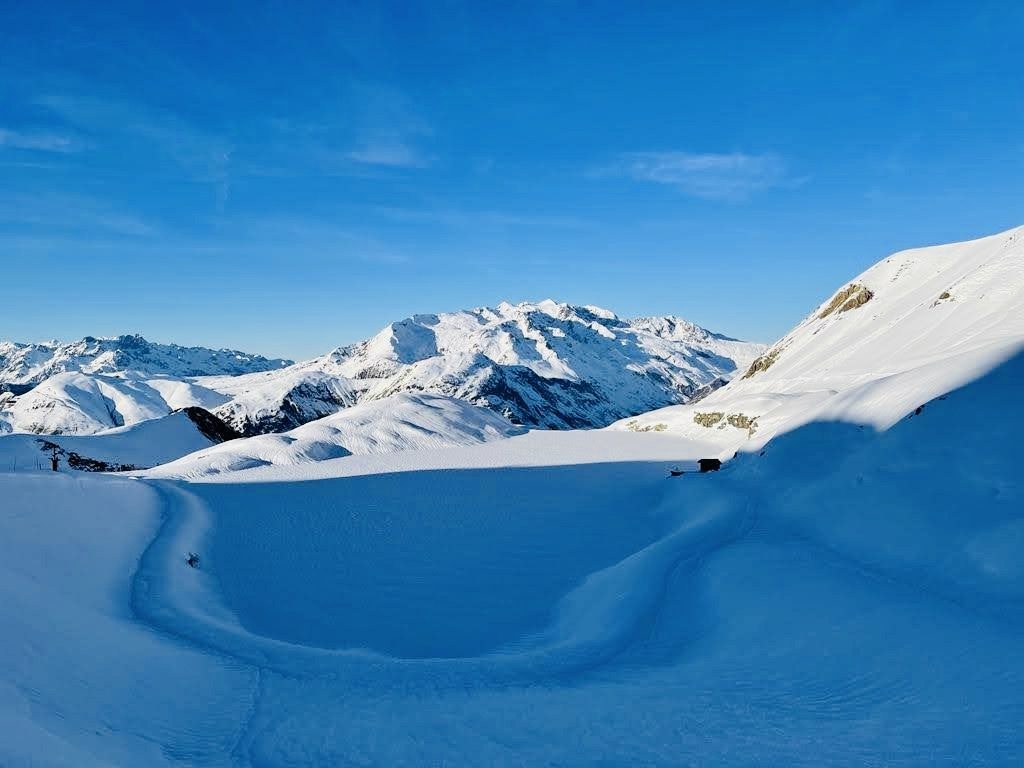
<box><xmin>698</xmin><ymin>458</ymin><xmax>721</xmax><ymax>473</ymax></box>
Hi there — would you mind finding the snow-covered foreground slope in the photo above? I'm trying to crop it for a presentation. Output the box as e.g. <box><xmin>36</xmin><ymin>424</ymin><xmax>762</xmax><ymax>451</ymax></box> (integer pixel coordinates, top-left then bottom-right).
<box><xmin>1</xmin><ymin>349</ymin><xmax>1022</xmax><ymax>765</ymax></box>
<box><xmin>615</xmin><ymin>225</ymin><xmax>1024</xmax><ymax>453</ymax></box>
<box><xmin>614</xmin><ymin>225</ymin><xmax>1024</xmax><ymax>454</ymax></box>
<box><xmin>0</xmin><ymin>408</ymin><xmax>235</xmax><ymax>472</ymax></box>
<box><xmin>199</xmin><ymin>300</ymin><xmax>764</xmax><ymax>434</ymax></box>
<box><xmin>147</xmin><ymin>393</ymin><xmax>527</xmax><ymax>479</ymax></box>
<box><xmin>0</xmin><ymin>474</ymin><xmax>256</xmax><ymax>766</ymax></box>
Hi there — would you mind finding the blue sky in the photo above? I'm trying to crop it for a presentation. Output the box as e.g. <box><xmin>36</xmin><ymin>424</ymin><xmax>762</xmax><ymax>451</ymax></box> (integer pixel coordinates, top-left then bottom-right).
<box><xmin>2</xmin><ymin>1</ymin><xmax>1022</xmax><ymax>359</ymax></box>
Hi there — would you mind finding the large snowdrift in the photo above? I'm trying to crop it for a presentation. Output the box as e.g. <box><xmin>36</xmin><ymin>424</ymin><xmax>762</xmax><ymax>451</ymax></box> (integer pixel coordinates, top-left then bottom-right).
<box><xmin>147</xmin><ymin>393</ymin><xmax>527</xmax><ymax>479</ymax></box>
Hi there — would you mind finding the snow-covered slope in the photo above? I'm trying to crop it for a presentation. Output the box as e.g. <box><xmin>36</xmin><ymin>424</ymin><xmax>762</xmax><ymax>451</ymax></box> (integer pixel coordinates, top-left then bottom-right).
<box><xmin>147</xmin><ymin>393</ymin><xmax>526</xmax><ymax>478</ymax></box>
<box><xmin>199</xmin><ymin>367</ymin><xmax>358</xmax><ymax>437</ymax></box>
<box><xmin>2</xmin><ymin>349</ymin><xmax>1020</xmax><ymax>765</ymax></box>
<box><xmin>201</xmin><ymin>300</ymin><xmax>763</xmax><ymax>435</ymax></box>
<box><xmin>0</xmin><ymin>372</ymin><xmax>232</xmax><ymax>434</ymax></box>
<box><xmin>615</xmin><ymin>225</ymin><xmax>1024</xmax><ymax>453</ymax></box>
<box><xmin>0</xmin><ymin>408</ymin><xmax>236</xmax><ymax>472</ymax></box>
<box><xmin>3</xmin><ymin>372</ymin><xmax>174</xmax><ymax>434</ymax></box>
<box><xmin>0</xmin><ymin>334</ymin><xmax>290</xmax><ymax>386</ymax></box>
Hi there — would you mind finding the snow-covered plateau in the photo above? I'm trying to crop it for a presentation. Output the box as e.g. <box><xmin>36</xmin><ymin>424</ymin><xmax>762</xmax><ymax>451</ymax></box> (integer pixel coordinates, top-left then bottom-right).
<box><xmin>1</xmin><ymin>225</ymin><xmax>1022</xmax><ymax>766</ymax></box>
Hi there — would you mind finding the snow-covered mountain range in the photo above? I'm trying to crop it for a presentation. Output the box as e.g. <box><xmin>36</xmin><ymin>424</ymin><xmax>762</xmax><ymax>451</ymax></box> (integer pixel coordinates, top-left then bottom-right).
<box><xmin>0</xmin><ymin>302</ymin><xmax>764</xmax><ymax>436</ymax></box>
<box><xmin>204</xmin><ymin>300</ymin><xmax>764</xmax><ymax>434</ymax></box>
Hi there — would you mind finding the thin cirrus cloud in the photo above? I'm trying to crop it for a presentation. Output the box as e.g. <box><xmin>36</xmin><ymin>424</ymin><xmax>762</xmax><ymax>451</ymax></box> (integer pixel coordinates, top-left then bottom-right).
<box><xmin>604</xmin><ymin>151</ymin><xmax>790</xmax><ymax>201</ymax></box>
<box><xmin>0</xmin><ymin>192</ymin><xmax>157</xmax><ymax>238</ymax></box>
<box><xmin>343</xmin><ymin>81</ymin><xmax>433</xmax><ymax>170</ymax></box>
<box><xmin>346</xmin><ymin>141</ymin><xmax>431</xmax><ymax>169</ymax></box>
<box><xmin>0</xmin><ymin>127</ymin><xmax>85</xmax><ymax>153</ymax></box>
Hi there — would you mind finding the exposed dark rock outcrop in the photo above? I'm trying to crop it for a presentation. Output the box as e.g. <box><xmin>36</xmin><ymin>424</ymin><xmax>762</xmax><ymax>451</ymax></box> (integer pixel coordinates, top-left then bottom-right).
<box><xmin>687</xmin><ymin>377</ymin><xmax>729</xmax><ymax>404</ymax></box>
<box><xmin>35</xmin><ymin>439</ymin><xmax>139</xmax><ymax>473</ymax></box>
<box><xmin>742</xmin><ymin>346</ymin><xmax>785</xmax><ymax>380</ymax></box>
<box><xmin>818</xmin><ymin>283</ymin><xmax>874</xmax><ymax>319</ymax></box>
<box><xmin>178</xmin><ymin>407</ymin><xmax>241</xmax><ymax>443</ymax></box>
<box><xmin>693</xmin><ymin>412</ymin><xmax>724</xmax><ymax>427</ymax></box>
<box><xmin>726</xmin><ymin>413</ymin><xmax>757</xmax><ymax>430</ymax></box>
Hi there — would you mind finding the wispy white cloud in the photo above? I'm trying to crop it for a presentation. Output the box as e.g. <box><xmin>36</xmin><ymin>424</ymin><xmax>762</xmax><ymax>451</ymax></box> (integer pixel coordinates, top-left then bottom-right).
<box><xmin>346</xmin><ymin>142</ymin><xmax>430</xmax><ymax>169</ymax></box>
<box><xmin>0</xmin><ymin>192</ymin><xmax>158</xmax><ymax>237</ymax></box>
<box><xmin>33</xmin><ymin>92</ymin><xmax>235</xmax><ymax>208</ymax></box>
<box><xmin>0</xmin><ymin>127</ymin><xmax>85</xmax><ymax>153</ymax></box>
<box><xmin>221</xmin><ymin>214</ymin><xmax>410</xmax><ymax>265</ymax></box>
<box><xmin>343</xmin><ymin>82</ymin><xmax>433</xmax><ymax>169</ymax></box>
<box><xmin>34</xmin><ymin>93</ymin><xmax>232</xmax><ymax>181</ymax></box>
<box><xmin>371</xmin><ymin>205</ymin><xmax>588</xmax><ymax>230</ymax></box>
<box><xmin>601</xmin><ymin>151</ymin><xmax>791</xmax><ymax>201</ymax></box>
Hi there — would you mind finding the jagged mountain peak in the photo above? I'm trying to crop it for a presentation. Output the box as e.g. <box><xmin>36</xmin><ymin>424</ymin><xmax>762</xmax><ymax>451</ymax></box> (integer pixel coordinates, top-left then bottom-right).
<box><xmin>219</xmin><ymin>300</ymin><xmax>765</xmax><ymax>434</ymax></box>
<box><xmin>1</xmin><ymin>301</ymin><xmax>764</xmax><ymax>436</ymax></box>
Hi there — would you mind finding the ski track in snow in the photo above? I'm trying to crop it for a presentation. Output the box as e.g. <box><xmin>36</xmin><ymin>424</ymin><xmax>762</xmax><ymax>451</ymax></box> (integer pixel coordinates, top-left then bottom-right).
<box><xmin>130</xmin><ymin>468</ymin><xmax>752</xmax><ymax>685</ymax></box>
<box><xmin>119</xmin><ymin>408</ymin><xmax>1023</xmax><ymax>765</ymax></box>
<box><xmin>4</xmin><ymin>366</ymin><xmax>1024</xmax><ymax>765</ymax></box>
<box><xmin>119</xmin><ymin>457</ymin><xmax>758</xmax><ymax>765</ymax></box>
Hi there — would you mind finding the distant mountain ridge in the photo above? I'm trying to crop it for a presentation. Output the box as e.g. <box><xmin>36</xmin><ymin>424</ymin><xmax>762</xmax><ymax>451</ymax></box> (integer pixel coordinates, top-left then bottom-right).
<box><xmin>0</xmin><ymin>334</ymin><xmax>291</xmax><ymax>386</ymax></box>
<box><xmin>0</xmin><ymin>302</ymin><xmax>763</xmax><ymax>436</ymax></box>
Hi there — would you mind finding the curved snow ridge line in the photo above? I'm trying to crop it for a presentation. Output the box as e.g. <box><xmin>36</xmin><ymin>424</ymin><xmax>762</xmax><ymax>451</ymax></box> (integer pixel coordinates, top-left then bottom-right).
<box><xmin>130</xmin><ymin>479</ymin><xmax>751</xmax><ymax>687</ymax></box>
